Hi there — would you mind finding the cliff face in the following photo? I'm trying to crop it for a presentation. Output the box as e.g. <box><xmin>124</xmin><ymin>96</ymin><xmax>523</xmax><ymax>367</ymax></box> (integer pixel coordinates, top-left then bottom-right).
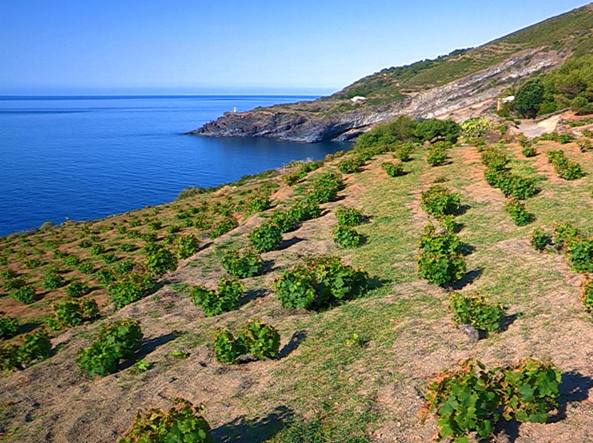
<box><xmin>192</xmin><ymin>49</ymin><xmax>564</xmax><ymax>142</ymax></box>
<box><xmin>195</xmin><ymin>51</ymin><xmax>560</xmax><ymax>142</ymax></box>
<box><xmin>192</xmin><ymin>3</ymin><xmax>593</xmax><ymax>142</ymax></box>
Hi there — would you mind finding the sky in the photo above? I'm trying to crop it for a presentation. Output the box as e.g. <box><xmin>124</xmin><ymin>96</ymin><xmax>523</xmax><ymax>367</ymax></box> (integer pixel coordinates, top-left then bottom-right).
<box><xmin>0</xmin><ymin>0</ymin><xmax>590</xmax><ymax>95</ymax></box>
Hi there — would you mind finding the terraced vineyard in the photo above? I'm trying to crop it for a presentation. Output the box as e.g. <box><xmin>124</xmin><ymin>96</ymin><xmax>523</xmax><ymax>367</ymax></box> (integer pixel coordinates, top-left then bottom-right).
<box><xmin>2</xmin><ymin>113</ymin><xmax>593</xmax><ymax>442</ymax></box>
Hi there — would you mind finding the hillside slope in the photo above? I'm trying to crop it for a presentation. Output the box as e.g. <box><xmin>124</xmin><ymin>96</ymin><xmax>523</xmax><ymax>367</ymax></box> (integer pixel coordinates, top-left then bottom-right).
<box><xmin>2</xmin><ymin>120</ymin><xmax>593</xmax><ymax>441</ymax></box>
<box><xmin>194</xmin><ymin>4</ymin><xmax>593</xmax><ymax>142</ymax></box>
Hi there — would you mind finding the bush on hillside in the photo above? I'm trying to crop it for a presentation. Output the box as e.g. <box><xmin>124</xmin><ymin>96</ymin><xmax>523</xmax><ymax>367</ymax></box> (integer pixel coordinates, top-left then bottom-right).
<box><xmin>274</xmin><ymin>256</ymin><xmax>368</xmax><ymax>311</ymax></box>
<box><xmin>119</xmin><ymin>399</ymin><xmax>212</xmax><ymax>443</ymax></box>
<box><xmin>191</xmin><ymin>277</ymin><xmax>243</xmax><ymax>316</ymax></box>
<box><xmin>76</xmin><ymin>319</ymin><xmax>142</xmax><ymax>377</ymax></box>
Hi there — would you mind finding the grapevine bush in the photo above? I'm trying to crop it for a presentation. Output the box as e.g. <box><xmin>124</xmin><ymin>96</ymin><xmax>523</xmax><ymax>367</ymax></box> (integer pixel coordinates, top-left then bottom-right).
<box><xmin>119</xmin><ymin>399</ymin><xmax>212</xmax><ymax>443</ymax></box>
<box><xmin>65</xmin><ymin>279</ymin><xmax>91</xmax><ymax>298</ymax></box>
<box><xmin>505</xmin><ymin>199</ymin><xmax>535</xmax><ymax>226</ymax></box>
<box><xmin>531</xmin><ymin>228</ymin><xmax>552</xmax><ymax>252</ymax></box>
<box><xmin>0</xmin><ymin>330</ymin><xmax>52</xmax><ymax>371</ymax></box>
<box><xmin>568</xmin><ymin>239</ymin><xmax>593</xmax><ymax>273</ymax></box>
<box><xmin>547</xmin><ymin>150</ymin><xmax>585</xmax><ymax>180</ymax></box>
<box><xmin>108</xmin><ymin>272</ymin><xmax>155</xmax><ymax>309</ymax></box>
<box><xmin>10</xmin><ymin>285</ymin><xmax>37</xmax><ymax>304</ymax></box>
<box><xmin>49</xmin><ymin>298</ymin><xmax>100</xmax><ymax>330</ymax></box>
<box><xmin>418</xmin><ymin>224</ymin><xmax>466</xmax><ymax>286</ymax></box>
<box><xmin>76</xmin><ymin>318</ymin><xmax>142</xmax><ymax>377</ymax></box>
<box><xmin>174</xmin><ymin>234</ymin><xmax>200</xmax><ymax>259</ymax></box>
<box><xmin>144</xmin><ymin>242</ymin><xmax>177</xmax><ymax>276</ymax></box>
<box><xmin>191</xmin><ymin>277</ymin><xmax>243</xmax><ymax>316</ymax></box>
<box><xmin>381</xmin><ymin>161</ymin><xmax>405</xmax><ymax>177</ymax></box>
<box><xmin>335</xmin><ymin>206</ymin><xmax>365</xmax><ymax>227</ymax></box>
<box><xmin>426</xmin><ymin>144</ymin><xmax>448</xmax><ymax>166</ymax></box>
<box><xmin>306</xmin><ymin>171</ymin><xmax>344</xmax><ymax>204</ymax></box>
<box><xmin>338</xmin><ymin>156</ymin><xmax>365</xmax><ymax>174</ymax></box>
<box><xmin>333</xmin><ymin>226</ymin><xmax>364</xmax><ymax>248</ymax></box>
<box><xmin>221</xmin><ymin>249</ymin><xmax>263</xmax><ymax>278</ymax></box>
<box><xmin>210</xmin><ymin>216</ymin><xmax>238</xmax><ymax>238</ymax></box>
<box><xmin>423</xmin><ymin>359</ymin><xmax>561</xmax><ymax>441</ymax></box>
<box><xmin>249</xmin><ymin>222</ymin><xmax>283</xmax><ymax>252</ymax></box>
<box><xmin>420</xmin><ymin>186</ymin><xmax>461</xmax><ymax>218</ymax></box>
<box><xmin>214</xmin><ymin>320</ymin><xmax>280</xmax><ymax>364</ymax></box>
<box><xmin>0</xmin><ymin>315</ymin><xmax>18</xmax><ymax>340</ymax></box>
<box><xmin>449</xmin><ymin>292</ymin><xmax>505</xmax><ymax>336</ymax></box>
<box><xmin>274</xmin><ymin>256</ymin><xmax>368</xmax><ymax>311</ymax></box>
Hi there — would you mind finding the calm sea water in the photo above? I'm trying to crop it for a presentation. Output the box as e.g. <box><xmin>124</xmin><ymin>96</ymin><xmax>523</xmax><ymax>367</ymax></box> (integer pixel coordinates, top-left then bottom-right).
<box><xmin>0</xmin><ymin>95</ymin><xmax>345</xmax><ymax>236</ymax></box>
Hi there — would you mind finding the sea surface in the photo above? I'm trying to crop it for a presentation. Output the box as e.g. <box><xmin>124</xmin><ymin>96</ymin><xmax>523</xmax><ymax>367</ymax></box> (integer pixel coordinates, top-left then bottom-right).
<box><xmin>0</xmin><ymin>95</ymin><xmax>345</xmax><ymax>236</ymax></box>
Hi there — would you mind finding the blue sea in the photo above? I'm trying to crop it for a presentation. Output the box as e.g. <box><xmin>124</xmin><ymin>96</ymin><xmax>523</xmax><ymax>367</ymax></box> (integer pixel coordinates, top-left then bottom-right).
<box><xmin>0</xmin><ymin>95</ymin><xmax>345</xmax><ymax>236</ymax></box>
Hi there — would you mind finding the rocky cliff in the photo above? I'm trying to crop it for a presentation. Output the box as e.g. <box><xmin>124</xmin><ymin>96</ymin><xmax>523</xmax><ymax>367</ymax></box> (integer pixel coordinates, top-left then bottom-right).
<box><xmin>191</xmin><ymin>4</ymin><xmax>593</xmax><ymax>142</ymax></box>
<box><xmin>192</xmin><ymin>49</ymin><xmax>563</xmax><ymax>142</ymax></box>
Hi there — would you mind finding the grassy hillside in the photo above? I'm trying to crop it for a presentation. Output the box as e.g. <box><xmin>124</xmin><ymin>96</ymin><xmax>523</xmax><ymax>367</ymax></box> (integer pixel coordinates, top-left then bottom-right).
<box><xmin>333</xmin><ymin>3</ymin><xmax>593</xmax><ymax>105</ymax></box>
<box><xmin>2</xmin><ymin>113</ymin><xmax>593</xmax><ymax>441</ymax></box>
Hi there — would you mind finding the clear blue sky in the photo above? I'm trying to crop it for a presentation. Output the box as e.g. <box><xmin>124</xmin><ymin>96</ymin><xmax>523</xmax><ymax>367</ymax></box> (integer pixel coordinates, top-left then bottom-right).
<box><xmin>0</xmin><ymin>0</ymin><xmax>590</xmax><ymax>95</ymax></box>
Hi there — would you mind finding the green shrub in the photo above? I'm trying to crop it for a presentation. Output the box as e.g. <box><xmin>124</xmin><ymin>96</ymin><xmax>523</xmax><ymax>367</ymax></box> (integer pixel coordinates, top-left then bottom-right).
<box><xmin>420</xmin><ymin>185</ymin><xmax>461</xmax><ymax>217</ymax></box>
<box><xmin>335</xmin><ymin>206</ymin><xmax>365</xmax><ymax>227</ymax></box>
<box><xmin>90</xmin><ymin>244</ymin><xmax>105</xmax><ymax>256</ymax></box>
<box><xmin>284</xmin><ymin>160</ymin><xmax>320</xmax><ymax>185</ymax></box>
<box><xmin>213</xmin><ymin>329</ymin><xmax>247</xmax><ymax>364</ymax></box>
<box><xmin>415</xmin><ymin>119</ymin><xmax>460</xmax><ymax>143</ymax></box>
<box><xmin>119</xmin><ymin>399</ymin><xmax>212</xmax><ymax>443</ymax></box>
<box><xmin>274</xmin><ymin>256</ymin><xmax>368</xmax><ymax>311</ymax></box>
<box><xmin>424</xmin><ymin>360</ymin><xmax>501</xmax><ymax>441</ymax></box>
<box><xmin>515</xmin><ymin>79</ymin><xmax>545</xmax><ymax>118</ymax></box>
<box><xmin>306</xmin><ymin>171</ymin><xmax>344</xmax><ymax>204</ymax></box>
<box><xmin>568</xmin><ymin>239</ymin><xmax>593</xmax><ymax>273</ymax></box>
<box><xmin>395</xmin><ymin>142</ymin><xmax>415</xmax><ymax>161</ymax></box>
<box><xmin>418</xmin><ymin>250</ymin><xmax>466</xmax><ymax>286</ymax></box>
<box><xmin>0</xmin><ymin>315</ymin><xmax>18</xmax><ymax>339</ymax></box>
<box><xmin>249</xmin><ymin>223</ymin><xmax>283</xmax><ymax>252</ymax></box>
<box><xmin>76</xmin><ymin>318</ymin><xmax>142</xmax><ymax>377</ymax></box>
<box><xmin>191</xmin><ymin>277</ymin><xmax>243</xmax><ymax>317</ymax></box>
<box><xmin>210</xmin><ymin>216</ymin><xmax>238</xmax><ymax>238</ymax></box>
<box><xmin>522</xmin><ymin>145</ymin><xmax>537</xmax><ymax>157</ymax></box>
<box><xmin>481</xmin><ymin>147</ymin><xmax>509</xmax><ymax>171</ymax></box>
<box><xmin>10</xmin><ymin>285</ymin><xmax>37</xmax><ymax>304</ymax></box>
<box><xmin>51</xmin><ymin>298</ymin><xmax>100</xmax><ymax>329</ymax></box>
<box><xmin>547</xmin><ymin>150</ymin><xmax>585</xmax><ymax>180</ymax></box>
<box><xmin>174</xmin><ymin>234</ymin><xmax>200</xmax><ymax>259</ymax></box>
<box><xmin>239</xmin><ymin>321</ymin><xmax>281</xmax><ymax>360</ymax></box>
<box><xmin>333</xmin><ymin>226</ymin><xmax>364</xmax><ymax>248</ymax></box>
<box><xmin>108</xmin><ymin>273</ymin><xmax>155</xmax><ymax>309</ymax></box>
<box><xmin>426</xmin><ymin>146</ymin><xmax>447</xmax><ymax>166</ymax></box>
<box><xmin>289</xmin><ymin>199</ymin><xmax>322</xmax><ymax>223</ymax></box>
<box><xmin>144</xmin><ymin>243</ymin><xmax>177</xmax><ymax>276</ymax></box>
<box><xmin>221</xmin><ymin>249</ymin><xmax>263</xmax><ymax>278</ymax></box>
<box><xmin>420</xmin><ymin>224</ymin><xmax>462</xmax><ymax>255</ymax></box>
<box><xmin>505</xmin><ymin>199</ymin><xmax>534</xmax><ymax>226</ymax></box>
<box><xmin>461</xmin><ymin>117</ymin><xmax>491</xmax><ymax>140</ymax></box>
<box><xmin>77</xmin><ymin>261</ymin><xmax>96</xmax><ymax>275</ymax></box>
<box><xmin>270</xmin><ymin>209</ymin><xmax>298</xmax><ymax>233</ymax></box>
<box><xmin>17</xmin><ymin>330</ymin><xmax>52</xmax><ymax>367</ymax></box>
<box><xmin>247</xmin><ymin>195</ymin><xmax>271</xmax><ymax>214</ymax></box>
<box><xmin>382</xmin><ymin>161</ymin><xmax>405</xmax><ymax>177</ymax></box>
<box><xmin>0</xmin><ymin>331</ymin><xmax>52</xmax><ymax>371</ymax></box>
<box><xmin>214</xmin><ymin>321</ymin><xmax>280</xmax><ymax>364</ymax></box>
<box><xmin>531</xmin><ymin>228</ymin><xmax>553</xmax><ymax>252</ymax></box>
<box><xmin>499</xmin><ymin>359</ymin><xmax>561</xmax><ymax>423</ymax></box>
<box><xmin>553</xmin><ymin>222</ymin><xmax>581</xmax><ymax>250</ymax></box>
<box><xmin>66</xmin><ymin>280</ymin><xmax>91</xmax><ymax>298</ymax></box>
<box><xmin>43</xmin><ymin>270</ymin><xmax>65</xmax><ymax>290</ymax></box>
<box><xmin>338</xmin><ymin>156</ymin><xmax>365</xmax><ymax>174</ymax></box>
<box><xmin>449</xmin><ymin>293</ymin><xmax>505</xmax><ymax>335</ymax></box>
<box><xmin>423</xmin><ymin>359</ymin><xmax>561</xmax><ymax>441</ymax></box>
